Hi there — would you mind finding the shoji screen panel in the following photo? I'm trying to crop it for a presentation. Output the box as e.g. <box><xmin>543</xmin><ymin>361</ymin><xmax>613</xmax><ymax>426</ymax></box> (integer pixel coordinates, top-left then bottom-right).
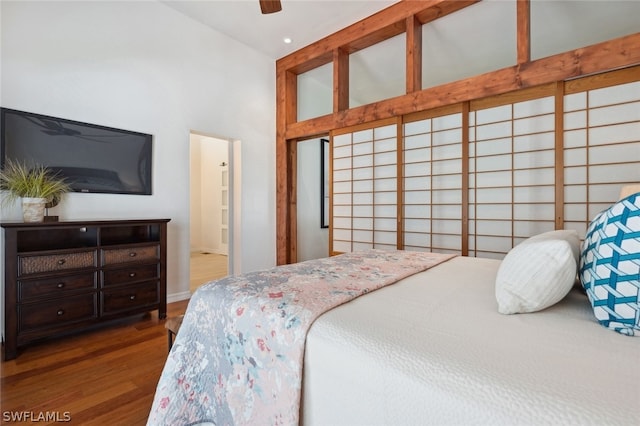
<box><xmin>564</xmin><ymin>77</ymin><xmax>640</xmax><ymax>238</ymax></box>
<box><xmin>330</xmin><ymin>119</ymin><xmax>399</xmax><ymax>254</ymax></box>
<box><xmin>331</xmin><ymin>132</ymin><xmax>353</xmax><ymax>253</ymax></box>
<box><xmin>331</xmin><ymin>66</ymin><xmax>639</xmax><ymax>258</ymax></box>
<box><xmin>469</xmin><ymin>93</ymin><xmax>556</xmax><ymax>259</ymax></box>
<box><xmin>402</xmin><ymin>108</ymin><xmax>464</xmax><ymax>254</ymax></box>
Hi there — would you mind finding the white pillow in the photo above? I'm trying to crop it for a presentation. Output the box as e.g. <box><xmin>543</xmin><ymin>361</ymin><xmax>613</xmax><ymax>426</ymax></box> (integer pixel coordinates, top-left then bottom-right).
<box><xmin>495</xmin><ymin>230</ymin><xmax>580</xmax><ymax>314</ymax></box>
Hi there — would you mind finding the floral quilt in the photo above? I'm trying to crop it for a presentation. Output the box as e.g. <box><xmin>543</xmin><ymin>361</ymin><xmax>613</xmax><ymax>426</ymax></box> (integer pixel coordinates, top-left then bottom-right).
<box><xmin>147</xmin><ymin>249</ymin><xmax>455</xmax><ymax>426</ymax></box>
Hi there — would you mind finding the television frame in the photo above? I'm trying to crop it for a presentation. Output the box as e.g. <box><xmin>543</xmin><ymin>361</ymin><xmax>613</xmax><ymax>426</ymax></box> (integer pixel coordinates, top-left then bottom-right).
<box><xmin>0</xmin><ymin>107</ymin><xmax>153</xmax><ymax>195</ymax></box>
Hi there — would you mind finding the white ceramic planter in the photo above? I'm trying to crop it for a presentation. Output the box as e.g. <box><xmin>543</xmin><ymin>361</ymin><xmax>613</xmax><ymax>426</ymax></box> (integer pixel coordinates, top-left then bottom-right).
<box><xmin>22</xmin><ymin>197</ymin><xmax>47</xmax><ymax>222</ymax></box>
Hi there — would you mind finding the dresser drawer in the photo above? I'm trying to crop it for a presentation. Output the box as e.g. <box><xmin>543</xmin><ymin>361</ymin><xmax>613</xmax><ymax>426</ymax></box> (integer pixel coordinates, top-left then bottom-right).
<box><xmin>102</xmin><ymin>281</ymin><xmax>159</xmax><ymax>314</ymax></box>
<box><xmin>19</xmin><ymin>272</ymin><xmax>97</xmax><ymax>301</ymax></box>
<box><xmin>102</xmin><ymin>264</ymin><xmax>159</xmax><ymax>286</ymax></box>
<box><xmin>19</xmin><ymin>250</ymin><xmax>97</xmax><ymax>276</ymax></box>
<box><xmin>102</xmin><ymin>245</ymin><xmax>159</xmax><ymax>265</ymax></box>
<box><xmin>19</xmin><ymin>294</ymin><xmax>97</xmax><ymax>332</ymax></box>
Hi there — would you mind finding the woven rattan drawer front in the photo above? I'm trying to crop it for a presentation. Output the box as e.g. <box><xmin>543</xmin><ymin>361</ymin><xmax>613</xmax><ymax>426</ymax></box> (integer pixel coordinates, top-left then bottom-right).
<box><xmin>102</xmin><ymin>245</ymin><xmax>159</xmax><ymax>265</ymax></box>
<box><xmin>19</xmin><ymin>250</ymin><xmax>97</xmax><ymax>276</ymax></box>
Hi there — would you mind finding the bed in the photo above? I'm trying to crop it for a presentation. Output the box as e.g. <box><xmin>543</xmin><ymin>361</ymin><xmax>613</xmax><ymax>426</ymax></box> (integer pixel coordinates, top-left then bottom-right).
<box><xmin>148</xmin><ymin>192</ymin><xmax>640</xmax><ymax>426</ymax></box>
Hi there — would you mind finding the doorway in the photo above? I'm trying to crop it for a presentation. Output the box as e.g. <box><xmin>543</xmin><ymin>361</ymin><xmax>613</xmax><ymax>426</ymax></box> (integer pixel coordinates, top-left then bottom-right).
<box><xmin>189</xmin><ymin>132</ymin><xmax>232</xmax><ymax>293</ymax></box>
<box><xmin>296</xmin><ymin>136</ymin><xmax>330</xmax><ymax>261</ymax></box>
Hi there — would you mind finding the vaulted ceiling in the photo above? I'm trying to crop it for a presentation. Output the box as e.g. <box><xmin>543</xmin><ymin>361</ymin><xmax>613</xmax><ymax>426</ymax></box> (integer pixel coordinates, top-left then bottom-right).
<box><xmin>162</xmin><ymin>0</ymin><xmax>640</xmax><ymax>108</ymax></box>
<box><xmin>162</xmin><ymin>1</ymin><xmax>639</xmax><ymax>62</ymax></box>
<box><xmin>162</xmin><ymin>0</ymin><xmax>395</xmax><ymax>59</ymax></box>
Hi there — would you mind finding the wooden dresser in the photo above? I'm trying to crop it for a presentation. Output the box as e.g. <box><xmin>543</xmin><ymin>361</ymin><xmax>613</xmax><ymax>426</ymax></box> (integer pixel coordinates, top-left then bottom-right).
<box><xmin>1</xmin><ymin>218</ymin><xmax>170</xmax><ymax>360</ymax></box>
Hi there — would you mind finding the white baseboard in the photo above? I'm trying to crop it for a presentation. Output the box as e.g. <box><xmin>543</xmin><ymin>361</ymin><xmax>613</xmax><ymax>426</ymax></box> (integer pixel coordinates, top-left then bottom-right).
<box><xmin>168</xmin><ymin>291</ymin><xmax>191</xmax><ymax>303</ymax></box>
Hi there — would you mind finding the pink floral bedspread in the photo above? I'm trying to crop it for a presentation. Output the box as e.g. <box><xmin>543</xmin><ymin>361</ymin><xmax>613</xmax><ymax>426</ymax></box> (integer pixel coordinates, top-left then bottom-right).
<box><xmin>147</xmin><ymin>249</ymin><xmax>455</xmax><ymax>426</ymax></box>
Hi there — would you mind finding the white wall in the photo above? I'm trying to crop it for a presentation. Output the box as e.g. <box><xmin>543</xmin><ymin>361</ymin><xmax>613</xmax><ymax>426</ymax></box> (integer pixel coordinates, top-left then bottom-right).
<box><xmin>0</xmin><ymin>1</ymin><xmax>276</xmax><ymax>304</ymax></box>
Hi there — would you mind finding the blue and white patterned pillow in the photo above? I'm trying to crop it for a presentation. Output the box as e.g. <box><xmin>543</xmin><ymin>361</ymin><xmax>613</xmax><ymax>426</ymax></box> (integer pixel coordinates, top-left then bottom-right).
<box><xmin>579</xmin><ymin>192</ymin><xmax>640</xmax><ymax>336</ymax></box>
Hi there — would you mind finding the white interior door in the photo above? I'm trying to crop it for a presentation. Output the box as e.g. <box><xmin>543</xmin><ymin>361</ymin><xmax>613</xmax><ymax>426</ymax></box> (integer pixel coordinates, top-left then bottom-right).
<box><xmin>220</xmin><ymin>165</ymin><xmax>229</xmax><ymax>254</ymax></box>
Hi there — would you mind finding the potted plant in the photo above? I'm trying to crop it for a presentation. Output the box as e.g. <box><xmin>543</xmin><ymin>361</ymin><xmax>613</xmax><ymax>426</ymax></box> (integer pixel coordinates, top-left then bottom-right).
<box><xmin>0</xmin><ymin>159</ymin><xmax>71</xmax><ymax>222</ymax></box>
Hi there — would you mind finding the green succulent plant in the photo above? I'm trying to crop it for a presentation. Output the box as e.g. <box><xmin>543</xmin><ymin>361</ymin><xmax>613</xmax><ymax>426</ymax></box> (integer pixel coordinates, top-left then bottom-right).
<box><xmin>0</xmin><ymin>159</ymin><xmax>71</xmax><ymax>207</ymax></box>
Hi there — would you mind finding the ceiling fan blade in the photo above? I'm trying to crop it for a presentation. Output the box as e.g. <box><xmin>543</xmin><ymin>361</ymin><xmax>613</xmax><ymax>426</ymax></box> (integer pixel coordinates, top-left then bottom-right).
<box><xmin>260</xmin><ymin>0</ymin><xmax>282</xmax><ymax>14</ymax></box>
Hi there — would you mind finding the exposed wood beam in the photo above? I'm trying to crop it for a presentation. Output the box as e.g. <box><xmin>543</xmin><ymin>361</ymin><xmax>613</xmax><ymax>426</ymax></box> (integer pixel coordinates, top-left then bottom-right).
<box><xmin>415</xmin><ymin>0</ymin><xmax>479</xmax><ymax>25</ymax></box>
<box><xmin>554</xmin><ymin>81</ymin><xmax>565</xmax><ymax>230</ymax></box>
<box><xmin>334</xmin><ymin>48</ymin><xmax>349</xmax><ymax>112</ymax></box>
<box><xmin>406</xmin><ymin>15</ymin><xmax>422</xmax><ymax>93</ymax></box>
<box><xmin>283</xmin><ymin>33</ymin><xmax>640</xmax><ymax>140</ymax></box>
<box><xmin>517</xmin><ymin>0</ymin><xmax>531</xmax><ymax>64</ymax></box>
<box><xmin>276</xmin><ymin>70</ymin><xmax>296</xmax><ymax>264</ymax></box>
<box><xmin>259</xmin><ymin>0</ymin><xmax>282</xmax><ymax>15</ymax></box>
<box><xmin>461</xmin><ymin>102</ymin><xmax>470</xmax><ymax>256</ymax></box>
<box><xmin>277</xmin><ymin>0</ymin><xmax>473</xmax><ymax>75</ymax></box>
<box><xmin>288</xmin><ymin>141</ymin><xmax>298</xmax><ymax>263</ymax></box>
<box><xmin>275</xmin><ymin>0</ymin><xmax>640</xmax><ymax>264</ymax></box>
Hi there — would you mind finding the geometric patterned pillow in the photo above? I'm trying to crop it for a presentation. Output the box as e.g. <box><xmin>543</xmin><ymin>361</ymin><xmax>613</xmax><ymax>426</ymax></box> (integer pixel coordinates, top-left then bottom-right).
<box><xmin>579</xmin><ymin>192</ymin><xmax>640</xmax><ymax>336</ymax></box>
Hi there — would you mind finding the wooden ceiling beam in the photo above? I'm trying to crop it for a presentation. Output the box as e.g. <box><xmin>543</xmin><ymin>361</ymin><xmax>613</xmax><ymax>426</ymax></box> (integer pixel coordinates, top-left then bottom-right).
<box><xmin>275</xmin><ymin>69</ymin><xmax>297</xmax><ymax>264</ymax></box>
<box><xmin>277</xmin><ymin>0</ymin><xmax>475</xmax><ymax>75</ymax></box>
<box><xmin>283</xmin><ymin>33</ymin><xmax>640</xmax><ymax>140</ymax></box>
<box><xmin>406</xmin><ymin>15</ymin><xmax>422</xmax><ymax>94</ymax></box>
<box><xmin>517</xmin><ymin>0</ymin><xmax>531</xmax><ymax>64</ymax></box>
<box><xmin>334</xmin><ymin>48</ymin><xmax>350</xmax><ymax>112</ymax></box>
<box><xmin>414</xmin><ymin>0</ymin><xmax>479</xmax><ymax>25</ymax></box>
<box><xmin>275</xmin><ymin>0</ymin><xmax>640</xmax><ymax>265</ymax></box>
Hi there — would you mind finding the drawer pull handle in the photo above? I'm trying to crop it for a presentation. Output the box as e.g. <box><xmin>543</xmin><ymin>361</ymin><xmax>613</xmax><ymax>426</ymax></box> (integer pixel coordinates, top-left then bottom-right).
<box><xmin>57</xmin><ymin>282</ymin><xmax>65</xmax><ymax>288</ymax></box>
<box><xmin>129</xmin><ymin>252</ymin><xmax>137</xmax><ymax>258</ymax></box>
<box><xmin>57</xmin><ymin>259</ymin><xmax>66</xmax><ymax>265</ymax></box>
<box><xmin>57</xmin><ymin>309</ymin><xmax>65</xmax><ymax>316</ymax></box>
<box><xmin>129</xmin><ymin>272</ymin><xmax>136</xmax><ymax>277</ymax></box>
<box><xmin>129</xmin><ymin>295</ymin><xmax>136</xmax><ymax>300</ymax></box>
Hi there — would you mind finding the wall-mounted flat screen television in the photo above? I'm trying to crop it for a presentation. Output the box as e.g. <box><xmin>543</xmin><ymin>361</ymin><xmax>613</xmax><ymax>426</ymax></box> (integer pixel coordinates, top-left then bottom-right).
<box><xmin>0</xmin><ymin>108</ymin><xmax>152</xmax><ymax>195</ymax></box>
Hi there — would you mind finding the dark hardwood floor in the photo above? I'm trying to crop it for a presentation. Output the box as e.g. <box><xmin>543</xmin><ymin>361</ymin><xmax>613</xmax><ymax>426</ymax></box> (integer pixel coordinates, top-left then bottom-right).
<box><xmin>1</xmin><ymin>299</ymin><xmax>189</xmax><ymax>425</ymax></box>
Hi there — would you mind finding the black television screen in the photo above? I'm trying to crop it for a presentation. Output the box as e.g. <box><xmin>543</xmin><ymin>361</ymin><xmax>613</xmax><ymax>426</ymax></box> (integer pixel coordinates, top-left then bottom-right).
<box><xmin>0</xmin><ymin>108</ymin><xmax>152</xmax><ymax>195</ymax></box>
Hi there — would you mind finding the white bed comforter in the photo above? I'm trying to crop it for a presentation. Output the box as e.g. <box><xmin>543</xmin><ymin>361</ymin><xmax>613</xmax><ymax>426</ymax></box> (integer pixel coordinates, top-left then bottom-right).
<box><xmin>302</xmin><ymin>256</ymin><xmax>640</xmax><ymax>425</ymax></box>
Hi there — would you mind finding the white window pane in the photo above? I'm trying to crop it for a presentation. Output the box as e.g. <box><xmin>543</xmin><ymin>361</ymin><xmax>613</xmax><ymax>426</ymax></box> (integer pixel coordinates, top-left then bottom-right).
<box><xmin>475</xmin><ymin>187</ymin><xmax>512</xmax><ymax>203</ymax></box>
<box><xmin>513</xmin><ymin>97</ymin><xmax>554</xmax><ymax>118</ymax></box>
<box><xmin>475</xmin><ymin>137</ymin><xmax>512</xmax><ymax>156</ymax></box>
<box><xmin>589</xmin><ymin>81</ymin><xmax>640</xmax><ymax>108</ymax></box>
<box><xmin>404</xmin><ymin>120</ymin><xmax>431</xmax><ymax>136</ymax></box>
<box><xmin>513</xmin><ymin>221</ymin><xmax>554</xmax><ymax>238</ymax></box>
<box><xmin>404</xmin><ymin>147</ymin><xmax>430</xmax><ymax>163</ymax></box>
<box><xmin>513</xmin><ymin>204</ymin><xmax>554</xmax><ymax>221</ymax></box>
<box><xmin>334</xmin><ymin>145</ymin><xmax>352</xmax><ymax>159</ymax></box>
<box><xmin>513</xmin><ymin>150</ymin><xmax>554</xmax><ymax>169</ymax></box>
<box><xmin>353</xmin><ymin>180</ymin><xmax>373</xmax><ymax>192</ymax></box>
<box><xmin>404</xmin><ymin>205</ymin><xmax>430</xmax><ymax>219</ymax></box>
<box><xmin>353</xmin><ymin>129</ymin><xmax>373</xmax><ymax>143</ymax></box>
<box><xmin>476</xmin><ymin>154</ymin><xmax>511</xmax><ymax>172</ymax></box>
<box><xmin>404</xmin><ymin>190</ymin><xmax>430</xmax><ymax>205</ymax></box>
<box><xmin>333</xmin><ymin>133</ymin><xmax>351</xmax><ymax>147</ymax></box>
<box><xmin>432</xmin><ymin>189</ymin><xmax>462</xmax><ymax>204</ymax></box>
<box><xmin>513</xmin><ymin>115</ymin><xmax>554</xmax><ymax>136</ymax></box>
<box><xmin>375</xmin><ymin>138</ymin><xmax>397</xmax><ymax>153</ymax></box>
<box><xmin>513</xmin><ymin>185</ymin><xmax>555</xmax><ymax>203</ymax></box>
<box><xmin>333</xmin><ymin>240</ymin><xmax>351</xmax><ymax>253</ymax></box>
<box><xmin>476</xmin><ymin>104</ymin><xmax>512</xmax><ymax>124</ymax></box>
<box><xmin>404</xmin><ymin>218</ymin><xmax>431</xmax><ymax>233</ymax></box>
<box><xmin>475</xmin><ymin>220</ymin><xmax>512</xmax><ymax>236</ymax></box>
<box><xmin>352</xmin><ymin>167</ymin><xmax>373</xmax><ymax>180</ymax></box>
<box><xmin>352</xmin><ymin>142</ymin><xmax>373</xmax><ymax>156</ymax></box>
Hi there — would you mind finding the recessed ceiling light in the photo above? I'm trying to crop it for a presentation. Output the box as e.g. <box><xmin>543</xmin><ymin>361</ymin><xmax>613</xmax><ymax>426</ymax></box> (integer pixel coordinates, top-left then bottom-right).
<box><xmin>283</xmin><ymin>37</ymin><xmax>292</xmax><ymax>44</ymax></box>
